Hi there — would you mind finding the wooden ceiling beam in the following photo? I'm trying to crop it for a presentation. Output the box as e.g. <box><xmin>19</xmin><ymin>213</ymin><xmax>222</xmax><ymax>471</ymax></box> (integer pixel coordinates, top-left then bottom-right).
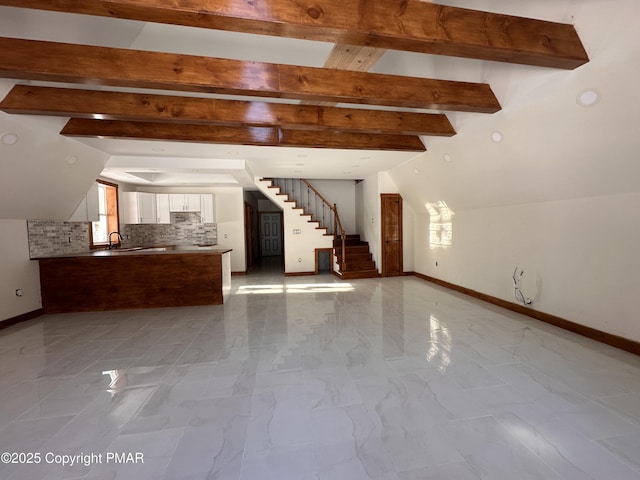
<box><xmin>0</xmin><ymin>0</ymin><xmax>588</xmax><ymax>69</ymax></box>
<box><xmin>0</xmin><ymin>37</ymin><xmax>499</xmax><ymax>113</ymax></box>
<box><xmin>0</xmin><ymin>85</ymin><xmax>456</xmax><ymax>137</ymax></box>
<box><xmin>300</xmin><ymin>44</ymin><xmax>387</xmax><ymax>107</ymax></box>
<box><xmin>60</xmin><ymin>119</ymin><xmax>427</xmax><ymax>151</ymax></box>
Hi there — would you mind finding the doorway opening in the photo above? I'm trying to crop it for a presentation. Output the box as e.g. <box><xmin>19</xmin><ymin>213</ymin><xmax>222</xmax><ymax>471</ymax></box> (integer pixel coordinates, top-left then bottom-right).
<box><xmin>244</xmin><ymin>191</ymin><xmax>285</xmax><ymax>277</ymax></box>
<box><xmin>315</xmin><ymin>248</ymin><xmax>333</xmax><ymax>274</ymax></box>
<box><xmin>254</xmin><ymin>210</ymin><xmax>284</xmax><ymax>275</ymax></box>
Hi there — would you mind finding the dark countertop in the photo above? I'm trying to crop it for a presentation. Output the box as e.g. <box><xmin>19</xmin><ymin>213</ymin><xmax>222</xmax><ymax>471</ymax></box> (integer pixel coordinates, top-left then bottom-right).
<box><xmin>34</xmin><ymin>244</ymin><xmax>233</xmax><ymax>259</ymax></box>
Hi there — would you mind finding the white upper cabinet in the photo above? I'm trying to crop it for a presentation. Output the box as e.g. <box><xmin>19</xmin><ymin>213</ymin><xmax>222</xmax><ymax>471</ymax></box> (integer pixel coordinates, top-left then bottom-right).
<box><xmin>123</xmin><ymin>192</ymin><xmax>157</xmax><ymax>224</ymax></box>
<box><xmin>169</xmin><ymin>194</ymin><xmax>201</xmax><ymax>212</ymax></box>
<box><xmin>200</xmin><ymin>194</ymin><xmax>215</xmax><ymax>223</ymax></box>
<box><xmin>156</xmin><ymin>193</ymin><xmax>171</xmax><ymax>224</ymax></box>
<box><xmin>121</xmin><ymin>191</ymin><xmax>213</xmax><ymax>224</ymax></box>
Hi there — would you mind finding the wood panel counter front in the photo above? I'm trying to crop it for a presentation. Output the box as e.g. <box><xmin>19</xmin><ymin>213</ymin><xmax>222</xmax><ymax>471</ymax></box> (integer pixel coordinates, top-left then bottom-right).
<box><xmin>37</xmin><ymin>246</ymin><xmax>232</xmax><ymax>313</ymax></box>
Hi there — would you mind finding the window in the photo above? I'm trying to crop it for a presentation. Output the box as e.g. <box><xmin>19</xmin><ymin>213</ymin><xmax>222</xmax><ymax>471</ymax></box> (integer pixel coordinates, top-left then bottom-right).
<box><xmin>91</xmin><ymin>180</ymin><xmax>119</xmax><ymax>248</ymax></box>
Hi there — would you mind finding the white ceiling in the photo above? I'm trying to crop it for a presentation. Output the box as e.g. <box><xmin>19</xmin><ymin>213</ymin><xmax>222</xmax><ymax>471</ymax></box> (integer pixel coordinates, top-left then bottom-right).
<box><xmin>1</xmin><ymin>0</ymin><xmax>639</xmax><ymax>209</ymax></box>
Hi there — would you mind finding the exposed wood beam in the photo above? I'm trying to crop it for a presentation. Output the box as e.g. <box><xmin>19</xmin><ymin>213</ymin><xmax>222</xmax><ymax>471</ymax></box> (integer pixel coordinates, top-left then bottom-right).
<box><xmin>0</xmin><ymin>38</ymin><xmax>500</xmax><ymax>113</ymax></box>
<box><xmin>61</xmin><ymin>119</ymin><xmax>427</xmax><ymax>152</ymax></box>
<box><xmin>0</xmin><ymin>85</ymin><xmax>456</xmax><ymax>137</ymax></box>
<box><xmin>0</xmin><ymin>0</ymin><xmax>589</xmax><ymax>69</ymax></box>
<box><xmin>300</xmin><ymin>44</ymin><xmax>387</xmax><ymax>107</ymax></box>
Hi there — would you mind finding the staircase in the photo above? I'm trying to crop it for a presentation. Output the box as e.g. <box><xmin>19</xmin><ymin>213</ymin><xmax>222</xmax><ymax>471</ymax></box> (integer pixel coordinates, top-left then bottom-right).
<box><xmin>264</xmin><ymin>178</ymin><xmax>378</xmax><ymax>279</ymax></box>
<box><xmin>333</xmin><ymin>234</ymin><xmax>379</xmax><ymax>279</ymax></box>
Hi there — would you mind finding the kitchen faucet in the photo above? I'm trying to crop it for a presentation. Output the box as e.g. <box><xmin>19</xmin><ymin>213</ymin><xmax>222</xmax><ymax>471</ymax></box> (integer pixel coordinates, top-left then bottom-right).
<box><xmin>108</xmin><ymin>231</ymin><xmax>123</xmax><ymax>249</ymax></box>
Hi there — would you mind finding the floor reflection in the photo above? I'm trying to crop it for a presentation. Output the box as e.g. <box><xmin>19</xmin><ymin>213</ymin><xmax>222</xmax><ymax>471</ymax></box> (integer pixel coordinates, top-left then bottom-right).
<box><xmin>1</xmin><ymin>274</ymin><xmax>640</xmax><ymax>479</ymax></box>
<box><xmin>102</xmin><ymin>369</ymin><xmax>128</xmax><ymax>397</ymax></box>
<box><xmin>425</xmin><ymin>315</ymin><xmax>452</xmax><ymax>373</ymax></box>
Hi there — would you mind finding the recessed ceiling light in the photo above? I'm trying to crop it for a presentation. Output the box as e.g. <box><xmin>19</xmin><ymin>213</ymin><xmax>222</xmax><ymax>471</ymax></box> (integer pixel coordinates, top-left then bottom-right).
<box><xmin>577</xmin><ymin>89</ymin><xmax>600</xmax><ymax>107</ymax></box>
<box><xmin>351</xmin><ymin>164</ymin><xmax>360</xmax><ymax>168</ymax></box>
<box><xmin>1</xmin><ymin>132</ymin><xmax>18</xmax><ymax>145</ymax></box>
<box><xmin>65</xmin><ymin>155</ymin><xmax>78</xmax><ymax>165</ymax></box>
<box><xmin>359</xmin><ymin>156</ymin><xmax>371</xmax><ymax>160</ymax></box>
<box><xmin>491</xmin><ymin>131</ymin><xmax>503</xmax><ymax>143</ymax></box>
<box><xmin>151</xmin><ymin>147</ymin><xmax>165</xmax><ymax>152</ymax></box>
<box><xmin>413</xmin><ymin>168</ymin><xmax>421</xmax><ymax>174</ymax></box>
<box><xmin>343</xmin><ymin>171</ymin><xmax>352</xmax><ymax>174</ymax></box>
<box><xmin>296</xmin><ymin>163</ymin><xmax>305</xmax><ymax>166</ymax></box>
<box><xmin>297</xmin><ymin>154</ymin><xmax>308</xmax><ymax>158</ymax></box>
<box><xmin>443</xmin><ymin>153</ymin><xmax>452</xmax><ymax>162</ymax></box>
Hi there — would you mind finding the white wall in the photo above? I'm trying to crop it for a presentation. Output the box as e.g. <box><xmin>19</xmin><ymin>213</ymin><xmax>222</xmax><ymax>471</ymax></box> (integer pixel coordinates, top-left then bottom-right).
<box><xmin>213</xmin><ymin>188</ymin><xmax>246</xmax><ymax>273</ymax></box>
<box><xmin>356</xmin><ymin>173</ymin><xmax>382</xmax><ymax>272</ymax></box>
<box><xmin>402</xmin><ymin>201</ymin><xmax>415</xmax><ymax>273</ymax></box>
<box><xmin>308</xmin><ymin>180</ymin><xmax>357</xmax><ymax>233</ymax></box>
<box><xmin>356</xmin><ymin>172</ymin><xmax>414</xmax><ymax>274</ymax></box>
<box><xmin>0</xmin><ymin>87</ymin><xmax>109</xmax><ymax>321</ymax></box>
<box><xmin>282</xmin><ymin>210</ymin><xmax>332</xmax><ymax>273</ymax></box>
<box><xmin>0</xmin><ymin>89</ymin><xmax>110</xmax><ymax>220</ymax></box>
<box><xmin>0</xmin><ymin>220</ymin><xmax>41</xmax><ymax>321</ymax></box>
<box><xmin>411</xmin><ymin>192</ymin><xmax>640</xmax><ymax>342</ymax></box>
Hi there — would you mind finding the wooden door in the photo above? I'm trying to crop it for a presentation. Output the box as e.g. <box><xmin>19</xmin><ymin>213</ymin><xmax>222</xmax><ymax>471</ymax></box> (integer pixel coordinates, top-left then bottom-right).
<box><xmin>381</xmin><ymin>194</ymin><xmax>403</xmax><ymax>277</ymax></box>
<box><xmin>260</xmin><ymin>212</ymin><xmax>282</xmax><ymax>256</ymax></box>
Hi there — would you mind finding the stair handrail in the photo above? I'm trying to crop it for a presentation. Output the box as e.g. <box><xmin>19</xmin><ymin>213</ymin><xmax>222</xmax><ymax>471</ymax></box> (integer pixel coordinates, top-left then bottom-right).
<box><xmin>301</xmin><ymin>179</ymin><xmax>346</xmax><ymax>271</ymax></box>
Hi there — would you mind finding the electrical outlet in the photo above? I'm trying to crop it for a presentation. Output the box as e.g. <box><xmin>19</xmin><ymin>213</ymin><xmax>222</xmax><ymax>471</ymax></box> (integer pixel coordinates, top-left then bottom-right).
<box><xmin>15</xmin><ymin>289</ymin><xmax>23</xmax><ymax>297</ymax></box>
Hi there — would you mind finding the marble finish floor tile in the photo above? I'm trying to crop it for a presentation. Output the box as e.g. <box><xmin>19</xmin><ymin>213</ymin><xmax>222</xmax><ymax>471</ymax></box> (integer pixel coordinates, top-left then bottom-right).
<box><xmin>1</xmin><ymin>273</ymin><xmax>640</xmax><ymax>479</ymax></box>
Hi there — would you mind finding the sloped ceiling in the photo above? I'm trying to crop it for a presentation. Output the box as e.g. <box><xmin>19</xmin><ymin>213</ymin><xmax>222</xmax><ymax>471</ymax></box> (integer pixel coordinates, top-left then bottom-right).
<box><xmin>0</xmin><ymin>0</ymin><xmax>637</xmax><ymax>220</ymax></box>
<box><xmin>386</xmin><ymin>0</ymin><xmax>640</xmax><ymax>211</ymax></box>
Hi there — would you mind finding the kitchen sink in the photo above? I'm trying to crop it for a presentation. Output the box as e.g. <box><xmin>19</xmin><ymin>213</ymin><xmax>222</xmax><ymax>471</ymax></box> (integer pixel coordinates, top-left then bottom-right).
<box><xmin>115</xmin><ymin>246</ymin><xmax>145</xmax><ymax>252</ymax></box>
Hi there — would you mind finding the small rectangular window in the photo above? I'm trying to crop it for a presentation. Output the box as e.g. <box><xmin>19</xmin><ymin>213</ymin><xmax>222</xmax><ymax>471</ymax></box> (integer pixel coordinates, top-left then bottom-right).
<box><xmin>91</xmin><ymin>180</ymin><xmax>119</xmax><ymax>248</ymax></box>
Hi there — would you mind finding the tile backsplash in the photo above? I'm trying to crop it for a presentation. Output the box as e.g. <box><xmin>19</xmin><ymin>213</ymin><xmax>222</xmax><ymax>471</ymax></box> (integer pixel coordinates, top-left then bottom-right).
<box><xmin>121</xmin><ymin>212</ymin><xmax>217</xmax><ymax>248</ymax></box>
<box><xmin>27</xmin><ymin>220</ymin><xmax>91</xmax><ymax>258</ymax></box>
<box><xmin>28</xmin><ymin>212</ymin><xmax>217</xmax><ymax>258</ymax></box>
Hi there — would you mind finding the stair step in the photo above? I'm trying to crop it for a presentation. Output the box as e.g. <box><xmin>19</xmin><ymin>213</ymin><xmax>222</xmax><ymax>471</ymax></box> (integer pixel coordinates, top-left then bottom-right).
<box><xmin>336</xmin><ymin>245</ymin><xmax>370</xmax><ymax>254</ymax></box>
<box><xmin>334</xmin><ymin>239</ymin><xmax>367</xmax><ymax>247</ymax></box>
<box><xmin>334</xmin><ymin>269</ymin><xmax>379</xmax><ymax>280</ymax></box>
<box><xmin>337</xmin><ymin>252</ymin><xmax>372</xmax><ymax>262</ymax></box>
<box><xmin>343</xmin><ymin>261</ymin><xmax>376</xmax><ymax>271</ymax></box>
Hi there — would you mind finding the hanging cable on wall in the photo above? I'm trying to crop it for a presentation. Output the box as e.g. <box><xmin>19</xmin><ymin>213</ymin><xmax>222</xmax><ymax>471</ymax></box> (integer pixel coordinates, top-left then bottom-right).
<box><xmin>512</xmin><ymin>267</ymin><xmax>532</xmax><ymax>305</ymax></box>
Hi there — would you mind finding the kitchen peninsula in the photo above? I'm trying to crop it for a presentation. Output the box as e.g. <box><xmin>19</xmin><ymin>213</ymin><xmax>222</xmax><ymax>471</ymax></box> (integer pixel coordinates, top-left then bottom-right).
<box><xmin>36</xmin><ymin>245</ymin><xmax>232</xmax><ymax>313</ymax></box>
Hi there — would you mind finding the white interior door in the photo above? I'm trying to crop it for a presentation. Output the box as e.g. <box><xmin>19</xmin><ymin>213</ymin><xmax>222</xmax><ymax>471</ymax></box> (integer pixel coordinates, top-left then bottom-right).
<box><xmin>260</xmin><ymin>213</ymin><xmax>282</xmax><ymax>256</ymax></box>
